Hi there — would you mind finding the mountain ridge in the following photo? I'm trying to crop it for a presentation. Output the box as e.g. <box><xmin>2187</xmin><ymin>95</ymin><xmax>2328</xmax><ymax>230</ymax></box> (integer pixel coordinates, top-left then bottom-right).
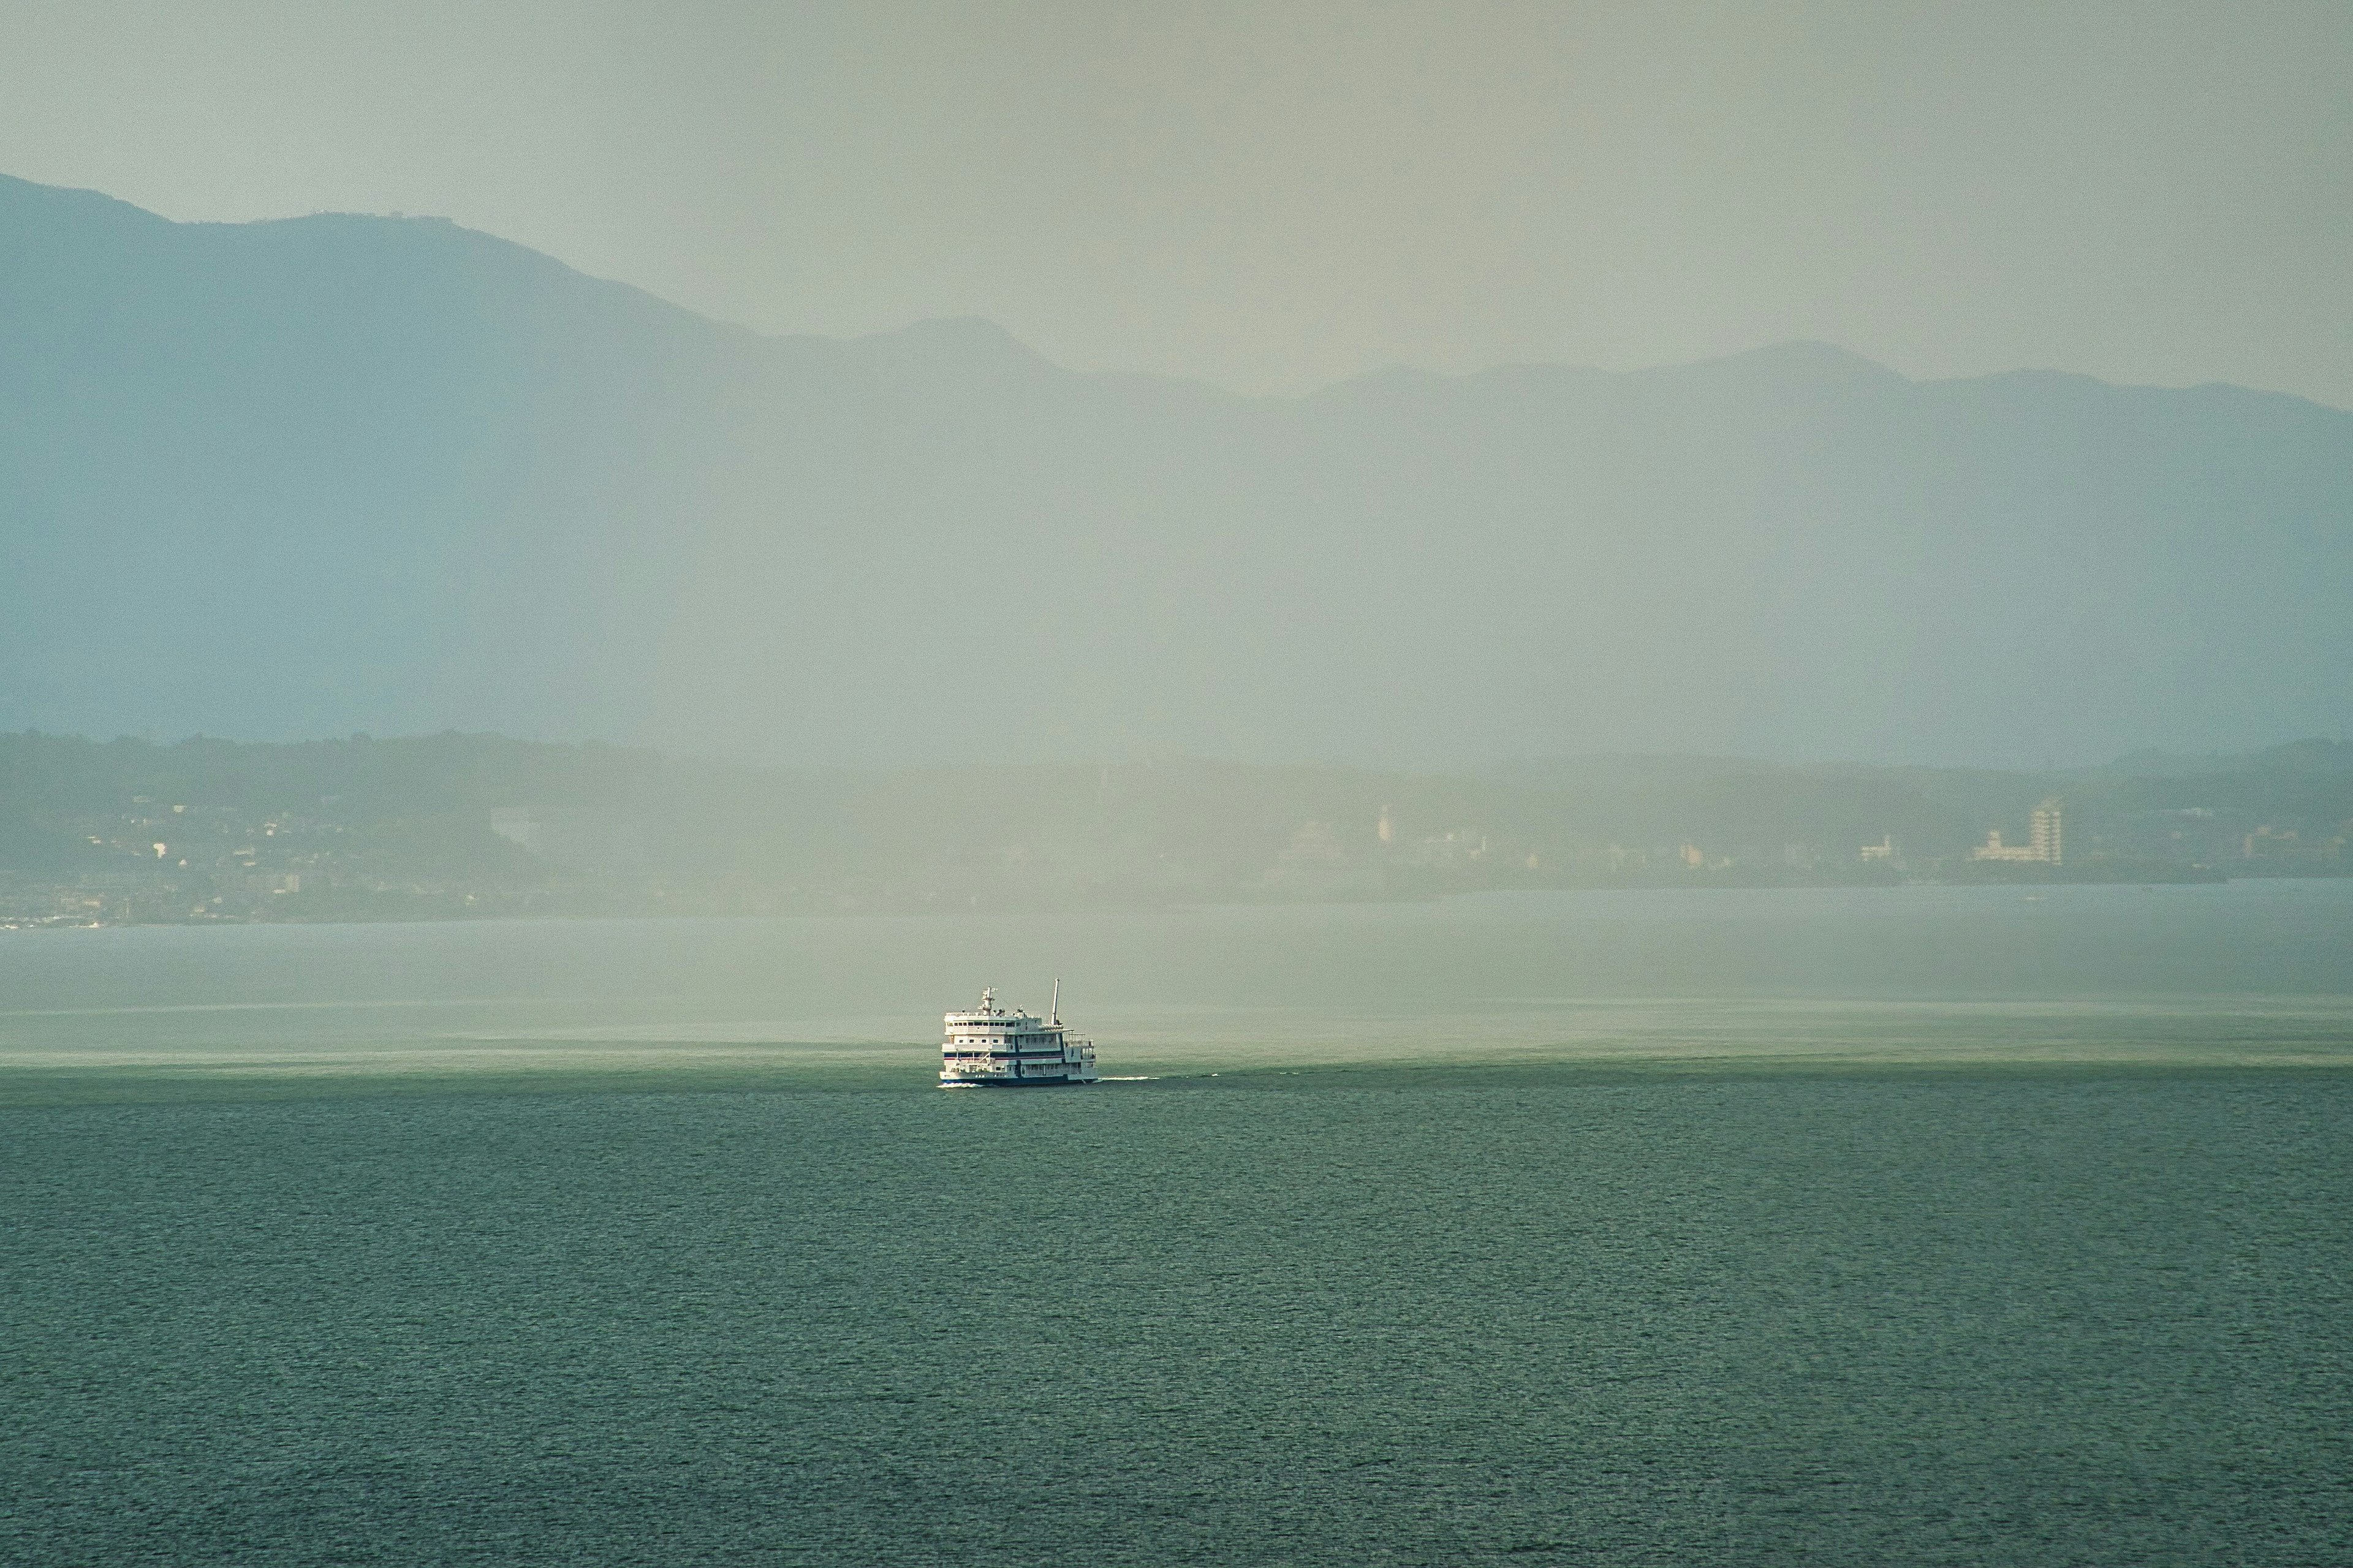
<box><xmin>18</xmin><ymin>172</ymin><xmax>2344</xmax><ymax>415</ymax></box>
<box><xmin>3</xmin><ymin>171</ymin><xmax>2348</xmax><ymax>768</ymax></box>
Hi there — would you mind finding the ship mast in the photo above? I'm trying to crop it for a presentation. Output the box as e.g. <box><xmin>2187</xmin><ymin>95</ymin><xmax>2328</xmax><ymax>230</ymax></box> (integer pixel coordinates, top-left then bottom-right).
<box><xmin>1050</xmin><ymin>978</ymin><xmax>1060</xmax><ymax>1024</ymax></box>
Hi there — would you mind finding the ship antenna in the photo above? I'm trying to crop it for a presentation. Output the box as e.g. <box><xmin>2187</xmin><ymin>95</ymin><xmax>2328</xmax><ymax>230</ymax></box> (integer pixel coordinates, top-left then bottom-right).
<box><xmin>1050</xmin><ymin>978</ymin><xmax>1060</xmax><ymax>1025</ymax></box>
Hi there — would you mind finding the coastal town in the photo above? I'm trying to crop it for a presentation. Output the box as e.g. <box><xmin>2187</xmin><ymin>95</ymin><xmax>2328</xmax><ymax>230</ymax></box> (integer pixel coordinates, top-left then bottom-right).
<box><xmin>2</xmin><ymin>733</ymin><xmax>2344</xmax><ymax>927</ymax></box>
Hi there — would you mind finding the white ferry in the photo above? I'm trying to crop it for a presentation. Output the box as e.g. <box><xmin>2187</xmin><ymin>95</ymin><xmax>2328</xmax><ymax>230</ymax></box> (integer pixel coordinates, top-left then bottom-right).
<box><xmin>939</xmin><ymin>983</ymin><xmax>1100</xmax><ymax>1088</ymax></box>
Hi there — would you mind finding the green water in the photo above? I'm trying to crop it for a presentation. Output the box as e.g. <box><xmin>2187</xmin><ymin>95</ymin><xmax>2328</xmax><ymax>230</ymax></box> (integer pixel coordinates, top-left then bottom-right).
<box><xmin>4</xmin><ymin>885</ymin><xmax>2352</xmax><ymax>1563</ymax></box>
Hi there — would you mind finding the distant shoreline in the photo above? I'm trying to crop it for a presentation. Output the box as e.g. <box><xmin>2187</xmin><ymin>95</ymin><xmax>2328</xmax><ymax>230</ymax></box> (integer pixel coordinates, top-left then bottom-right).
<box><xmin>4</xmin><ymin>731</ymin><xmax>2346</xmax><ymax>928</ymax></box>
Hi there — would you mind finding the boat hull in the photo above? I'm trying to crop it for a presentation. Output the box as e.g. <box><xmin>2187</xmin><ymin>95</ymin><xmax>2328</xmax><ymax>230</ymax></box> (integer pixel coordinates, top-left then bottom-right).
<box><xmin>939</xmin><ymin>1074</ymin><xmax>1099</xmax><ymax>1089</ymax></box>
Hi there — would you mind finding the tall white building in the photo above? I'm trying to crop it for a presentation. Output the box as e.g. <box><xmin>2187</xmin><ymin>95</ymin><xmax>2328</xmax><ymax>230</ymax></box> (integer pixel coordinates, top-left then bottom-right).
<box><xmin>1972</xmin><ymin>797</ymin><xmax>2063</xmax><ymax>865</ymax></box>
<box><xmin>2029</xmin><ymin>798</ymin><xmax>2063</xmax><ymax>865</ymax></box>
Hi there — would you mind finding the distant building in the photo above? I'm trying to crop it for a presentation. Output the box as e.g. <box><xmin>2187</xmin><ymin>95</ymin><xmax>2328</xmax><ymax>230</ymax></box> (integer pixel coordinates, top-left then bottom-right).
<box><xmin>489</xmin><ymin>808</ymin><xmax>543</xmax><ymax>855</ymax></box>
<box><xmin>1279</xmin><ymin>820</ymin><xmax>1347</xmax><ymax>866</ymax></box>
<box><xmin>2242</xmin><ymin>824</ymin><xmax>2340</xmax><ymax>865</ymax></box>
<box><xmin>2030</xmin><ymin>798</ymin><xmax>2063</xmax><ymax>865</ymax></box>
<box><xmin>2245</xmin><ymin>827</ymin><xmax>2286</xmax><ymax>857</ymax></box>
<box><xmin>1860</xmin><ymin>836</ymin><xmax>1894</xmax><ymax>862</ymax></box>
<box><xmin>1972</xmin><ymin>798</ymin><xmax>2063</xmax><ymax>865</ymax></box>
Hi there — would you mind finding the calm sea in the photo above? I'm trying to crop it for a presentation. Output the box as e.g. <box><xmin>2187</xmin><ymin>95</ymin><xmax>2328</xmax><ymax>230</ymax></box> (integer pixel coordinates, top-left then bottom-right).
<box><xmin>4</xmin><ymin>884</ymin><xmax>2351</xmax><ymax>1564</ymax></box>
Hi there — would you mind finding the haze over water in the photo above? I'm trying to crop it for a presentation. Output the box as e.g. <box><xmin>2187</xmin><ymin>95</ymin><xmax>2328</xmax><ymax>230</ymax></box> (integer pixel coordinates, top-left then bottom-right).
<box><xmin>6</xmin><ymin>882</ymin><xmax>2352</xmax><ymax>1093</ymax></box>
<box><xmin>5</xmin><ymin>885</ymin><xmax>2351</xmax><ymax>1564</ymax></box>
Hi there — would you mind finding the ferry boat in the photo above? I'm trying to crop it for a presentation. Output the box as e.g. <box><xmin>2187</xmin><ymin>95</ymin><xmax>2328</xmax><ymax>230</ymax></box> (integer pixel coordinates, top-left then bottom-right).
<box><xmin>939</xmin><ymin>983</ymin><xmax>1100</xmax><ymax>1088</ymax></box>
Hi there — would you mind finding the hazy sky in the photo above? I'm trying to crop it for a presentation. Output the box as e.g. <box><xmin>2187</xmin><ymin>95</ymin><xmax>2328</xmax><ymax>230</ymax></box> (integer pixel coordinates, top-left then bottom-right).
<box><xmin>3</xmin><ymin>1</ymin><xmax>2348</xmax><ymax>404</ymax></box>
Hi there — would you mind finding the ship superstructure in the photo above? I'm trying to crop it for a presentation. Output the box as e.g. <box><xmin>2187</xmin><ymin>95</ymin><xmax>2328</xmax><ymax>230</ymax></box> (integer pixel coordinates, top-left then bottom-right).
<box><xmin>939</xmin><ymin>983</ymin><xmax>1099</xmax><ymax>1088</ymax></box>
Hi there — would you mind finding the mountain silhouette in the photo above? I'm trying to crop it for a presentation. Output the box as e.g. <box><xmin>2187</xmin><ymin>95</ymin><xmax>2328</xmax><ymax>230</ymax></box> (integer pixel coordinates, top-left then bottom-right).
<box><xmin>4</xmin><ymin>172</ymin><xmax>2348</xmax><ymax>767</ymax></box>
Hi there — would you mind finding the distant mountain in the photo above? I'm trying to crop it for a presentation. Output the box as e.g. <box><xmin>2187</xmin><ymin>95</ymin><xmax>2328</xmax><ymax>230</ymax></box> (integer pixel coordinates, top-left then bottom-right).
<box><xmin>4</xmin><ymin>172</ymin><xmax>2349</xmax><ymax>767</ymax></box>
